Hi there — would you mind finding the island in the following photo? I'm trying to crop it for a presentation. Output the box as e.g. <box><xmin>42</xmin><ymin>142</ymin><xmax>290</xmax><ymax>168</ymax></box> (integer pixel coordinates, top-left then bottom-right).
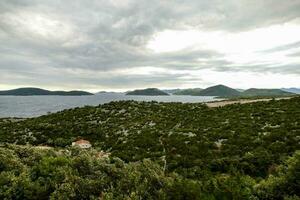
<box><xmin>0</xmin><ymin>87</ymin><xmax>94</xmax><ymax>96</ymax></box>
<box><xmin>171</xmin><ymin>85</ymin><xmax>296</xmax><ymax>98</ymax></box>
<box><xmin>173</xmin><ymin>88</ymin><xmax>203</xmax><ymax>95</ymax></box>
<box><xmin>241</xmin><ymin>88</ymin><xmax>295</xmax><ymax>97</ymax></box>
<box><xmin>281</xmin><ymin>88</ymin><xmax>300</xmax><ymax>94</ymax></box>
<box><xmin>174</xmin><ymin>84</ymin><xmax>242</xmax><ymax>97</ymax></box>
<box><xmin>126</xmin><ymin>88</ymin><xmax>169</xmax><ymax>96</ymax></box>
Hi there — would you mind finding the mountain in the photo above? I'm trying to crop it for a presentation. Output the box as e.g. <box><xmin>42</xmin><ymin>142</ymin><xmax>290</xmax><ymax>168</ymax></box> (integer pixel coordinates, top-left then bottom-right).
<box><xmin>281</xmin><ymin>88</ymin><xmax>300</xmax><ymax>94</ymax></box>
<box><xmin>197</xmin><ymin>85</ymin><xmax>241</xmax><ymax>97</ymax></box>
<box><xmin>0</xmin><ymin>88</ymin><xmax>94</xmax><ymax>96</ymax></box>
<box><xmin>173</xmin><ymin>88</ymin><xmax>203</xmax><ymax>95</ymax></box>
<box><xmin>241</xmin><ymin>88</ymin><xmax>295</xmax><ymax>97</ymax></box>
<box><xmin>126</xmin><ymin>88</ymin><xmax>169</xmax><ymax>96</ymax></box>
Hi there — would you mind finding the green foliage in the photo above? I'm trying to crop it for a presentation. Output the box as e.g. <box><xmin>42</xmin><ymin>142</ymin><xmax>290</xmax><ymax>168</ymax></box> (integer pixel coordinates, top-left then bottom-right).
<box><xmin>0</xmin><ymin>146</ymin><xmax>173</xmax><ymax>199</ymax></box>
<box><xmin>255</xmin><ymin>151</ymin><xmax>300</xmax><ymax>199</ymax></box>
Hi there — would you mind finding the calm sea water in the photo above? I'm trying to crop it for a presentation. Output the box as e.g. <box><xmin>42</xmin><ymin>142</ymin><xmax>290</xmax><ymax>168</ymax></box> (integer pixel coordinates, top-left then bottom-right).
<box><xmin>0</xmin><ymin>93</ymin><xmax>219</xmax><ymax>118</ymax></box>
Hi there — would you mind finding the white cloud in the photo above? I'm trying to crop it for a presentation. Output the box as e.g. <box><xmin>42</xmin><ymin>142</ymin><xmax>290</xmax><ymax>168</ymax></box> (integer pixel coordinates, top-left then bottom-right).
<box><xmin>147</xmin><ymin>23</ymin><xmax>300</xmax><ymax>55</ymax></box>
<box><xmin>181</xmin><ymin>69</ymin><xmax>300</xmax><ymax>89</ymax></box>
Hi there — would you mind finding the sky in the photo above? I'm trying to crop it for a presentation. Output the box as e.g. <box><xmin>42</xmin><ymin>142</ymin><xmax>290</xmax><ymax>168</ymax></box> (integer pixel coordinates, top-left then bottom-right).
<box><xmin>0</xmin><ymin>0</ymin><xmax>300</xmax><ymax>92</ymax></box>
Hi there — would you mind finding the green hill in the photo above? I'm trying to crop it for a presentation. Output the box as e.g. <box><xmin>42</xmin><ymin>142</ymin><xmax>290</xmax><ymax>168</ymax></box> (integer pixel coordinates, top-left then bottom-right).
<box><xmin>241</xmin><ymin>88</ymin><xmax>295</xmax><ymax>97</ymax></box>
<box><xmin>126</xmin><ymin>88</ymin><xmax>169</xmax><ymax>96</ymax></box>
<box><xmin>173</xmin><ymin>88</ymin><xmax>203</xmax><ymax>95</ymax></box>
<box><xmin>197</xmin><ymin>84</ymin><xmax>241</xmax><ymax>96</ymax></box>
<box><xmin>0</xmin><ymin>97</ymin><xmax>299</xmax><ymax>199</ymax></box>
<box><xmin>0</xmin><ymin>88</ymin><xmax>93</xmax><ymax>96</ymax></box>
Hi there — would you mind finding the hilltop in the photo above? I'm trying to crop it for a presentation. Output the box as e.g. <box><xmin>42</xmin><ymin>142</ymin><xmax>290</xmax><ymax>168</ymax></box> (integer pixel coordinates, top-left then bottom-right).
<box><xmin>126</xmin><ymin>88</ymin><xmax>169</xmax><ymax>96</ymax></box>
<box><xmin>0</xmin><ymin>88</ymin><xmax>94</xmax><ymax>96</ymax></box>
<box><xmin>197</xmin><ymin>84</ymin><xmax>241</xmax><ymax>96</ymax></box>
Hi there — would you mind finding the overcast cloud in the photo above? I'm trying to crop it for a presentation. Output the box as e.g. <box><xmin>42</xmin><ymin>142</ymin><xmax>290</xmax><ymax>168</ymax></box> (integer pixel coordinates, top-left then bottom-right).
<box><xmin>0</xmin><ymin>0</ymin><xmax>300</xmax><ymax>91</ymax></box>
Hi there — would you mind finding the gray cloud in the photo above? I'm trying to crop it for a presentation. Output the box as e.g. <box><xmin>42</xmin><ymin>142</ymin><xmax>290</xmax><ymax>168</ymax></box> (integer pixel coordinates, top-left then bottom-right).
<box><xmin>0</xmin><ymin>0</ymin><xmax>300</xmax><ymax>89</ymax></box>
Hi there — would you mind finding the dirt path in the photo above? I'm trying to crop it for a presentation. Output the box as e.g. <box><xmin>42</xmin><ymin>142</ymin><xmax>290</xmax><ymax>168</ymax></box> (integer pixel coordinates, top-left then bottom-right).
<box><xmin>206</xmin><ymin>97</ymin><xmax>292</xmax><ymax>108</ymax></box>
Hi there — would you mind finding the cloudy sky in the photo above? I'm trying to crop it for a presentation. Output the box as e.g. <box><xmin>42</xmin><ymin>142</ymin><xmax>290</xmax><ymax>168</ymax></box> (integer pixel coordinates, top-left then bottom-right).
<box><xmin>0</xmin><ymin>0</ymin><xmax>300</xmax><ymax>92</ymax></box>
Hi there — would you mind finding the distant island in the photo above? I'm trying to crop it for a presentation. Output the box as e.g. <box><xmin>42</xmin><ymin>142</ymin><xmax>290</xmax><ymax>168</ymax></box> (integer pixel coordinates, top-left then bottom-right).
<box><xmin>170</xmin><ymin>84</ymin><xmax>296</xmax><ymax>97</ymax></box>
<box><xmin>126</xmin><ymin>88</ymin><xmax>169</xmax><ymax>96</ymax></box>
<box><xmin>197</xmin><ymin>85</ymin><xmax>241</xmax><ymax>96</ymax></box>
<box><xmin>281</xmin><ymin>88</ymin><xmax>300</xmax><ymax>94</ymax></box>
<box><xmin>172</xmin><ymin>85</ymin><xmax>240</xmax><ymax>97</ymax></box>
<box><xmin>241</xmin><ymin>88</ymin><xmax>293</xmax><ymax>97</ymax></box>
<box><xmin>0</xmin><ymin>88</ymin><xmax>94</xmax><ymax>96</ymax></box>
<box><xmin>1</xmin><ymin>86</ymin><xmax>296</xmax><ymax>97</ymax></box>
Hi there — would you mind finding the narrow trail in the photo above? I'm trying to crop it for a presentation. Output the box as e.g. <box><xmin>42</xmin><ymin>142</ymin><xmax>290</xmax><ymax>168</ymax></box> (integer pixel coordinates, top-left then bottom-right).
<box><xmin>206</xmin><ymin>97</ymin><xmax>293</xmax><ymax>108</ymax></box>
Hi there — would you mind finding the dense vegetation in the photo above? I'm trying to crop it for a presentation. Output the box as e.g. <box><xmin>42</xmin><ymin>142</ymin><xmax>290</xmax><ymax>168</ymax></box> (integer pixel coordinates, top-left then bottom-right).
<box><xmin>126</xmin><ymin>88</ymin><xmax>169</xmax><ymax>96</ymax></box>
<box><xmin>0</xmin><ymin>97</ymin><xmax>299</xmax><ymax>199</ymax></box>
<box><xmin>1</xmin><ymin>145</ymin><xmax>299</xmax><ymax>199</ymax></box>
<box><xmin>0</xmin><ymin>88</ymin><xmax>93</xmax><ymax>96</ymax></box>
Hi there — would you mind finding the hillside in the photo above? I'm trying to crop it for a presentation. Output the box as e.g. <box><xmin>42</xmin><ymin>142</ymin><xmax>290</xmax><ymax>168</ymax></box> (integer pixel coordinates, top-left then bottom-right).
<box><xmin>0</xmin><ymin>97</ymin><xmax>299</xmax><ymax>199</ymax></box>
<box><xmin>197</xmin><ymin>84</ymin><xmax>241</xmax><ymax>96</ymax></box>
<box><xmin>173</xmin><ymin>88</ymin><xmax>203</xmax><ymax>95</ymax></box>
<box><xmin>0</xmin><ymin>88</ymin><xmax>94</xmax><ymax>96</ymax></box>
<box><xmin>126</xmin><ymin>88</ymin><xmax>169</xmax><ymax>96</ymax></box>
<box><xmin>241</xmin><ymin>88</ymin><xmax>294</xmax><ymax>97</ymax></box>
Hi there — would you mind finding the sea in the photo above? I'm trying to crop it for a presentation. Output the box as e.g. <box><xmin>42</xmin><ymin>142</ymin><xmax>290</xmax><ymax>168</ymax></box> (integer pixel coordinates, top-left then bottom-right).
<box><xmin>0</xmin><ymin>93</ymin><xmax>219</xmax><ymax>118</ymax></box>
